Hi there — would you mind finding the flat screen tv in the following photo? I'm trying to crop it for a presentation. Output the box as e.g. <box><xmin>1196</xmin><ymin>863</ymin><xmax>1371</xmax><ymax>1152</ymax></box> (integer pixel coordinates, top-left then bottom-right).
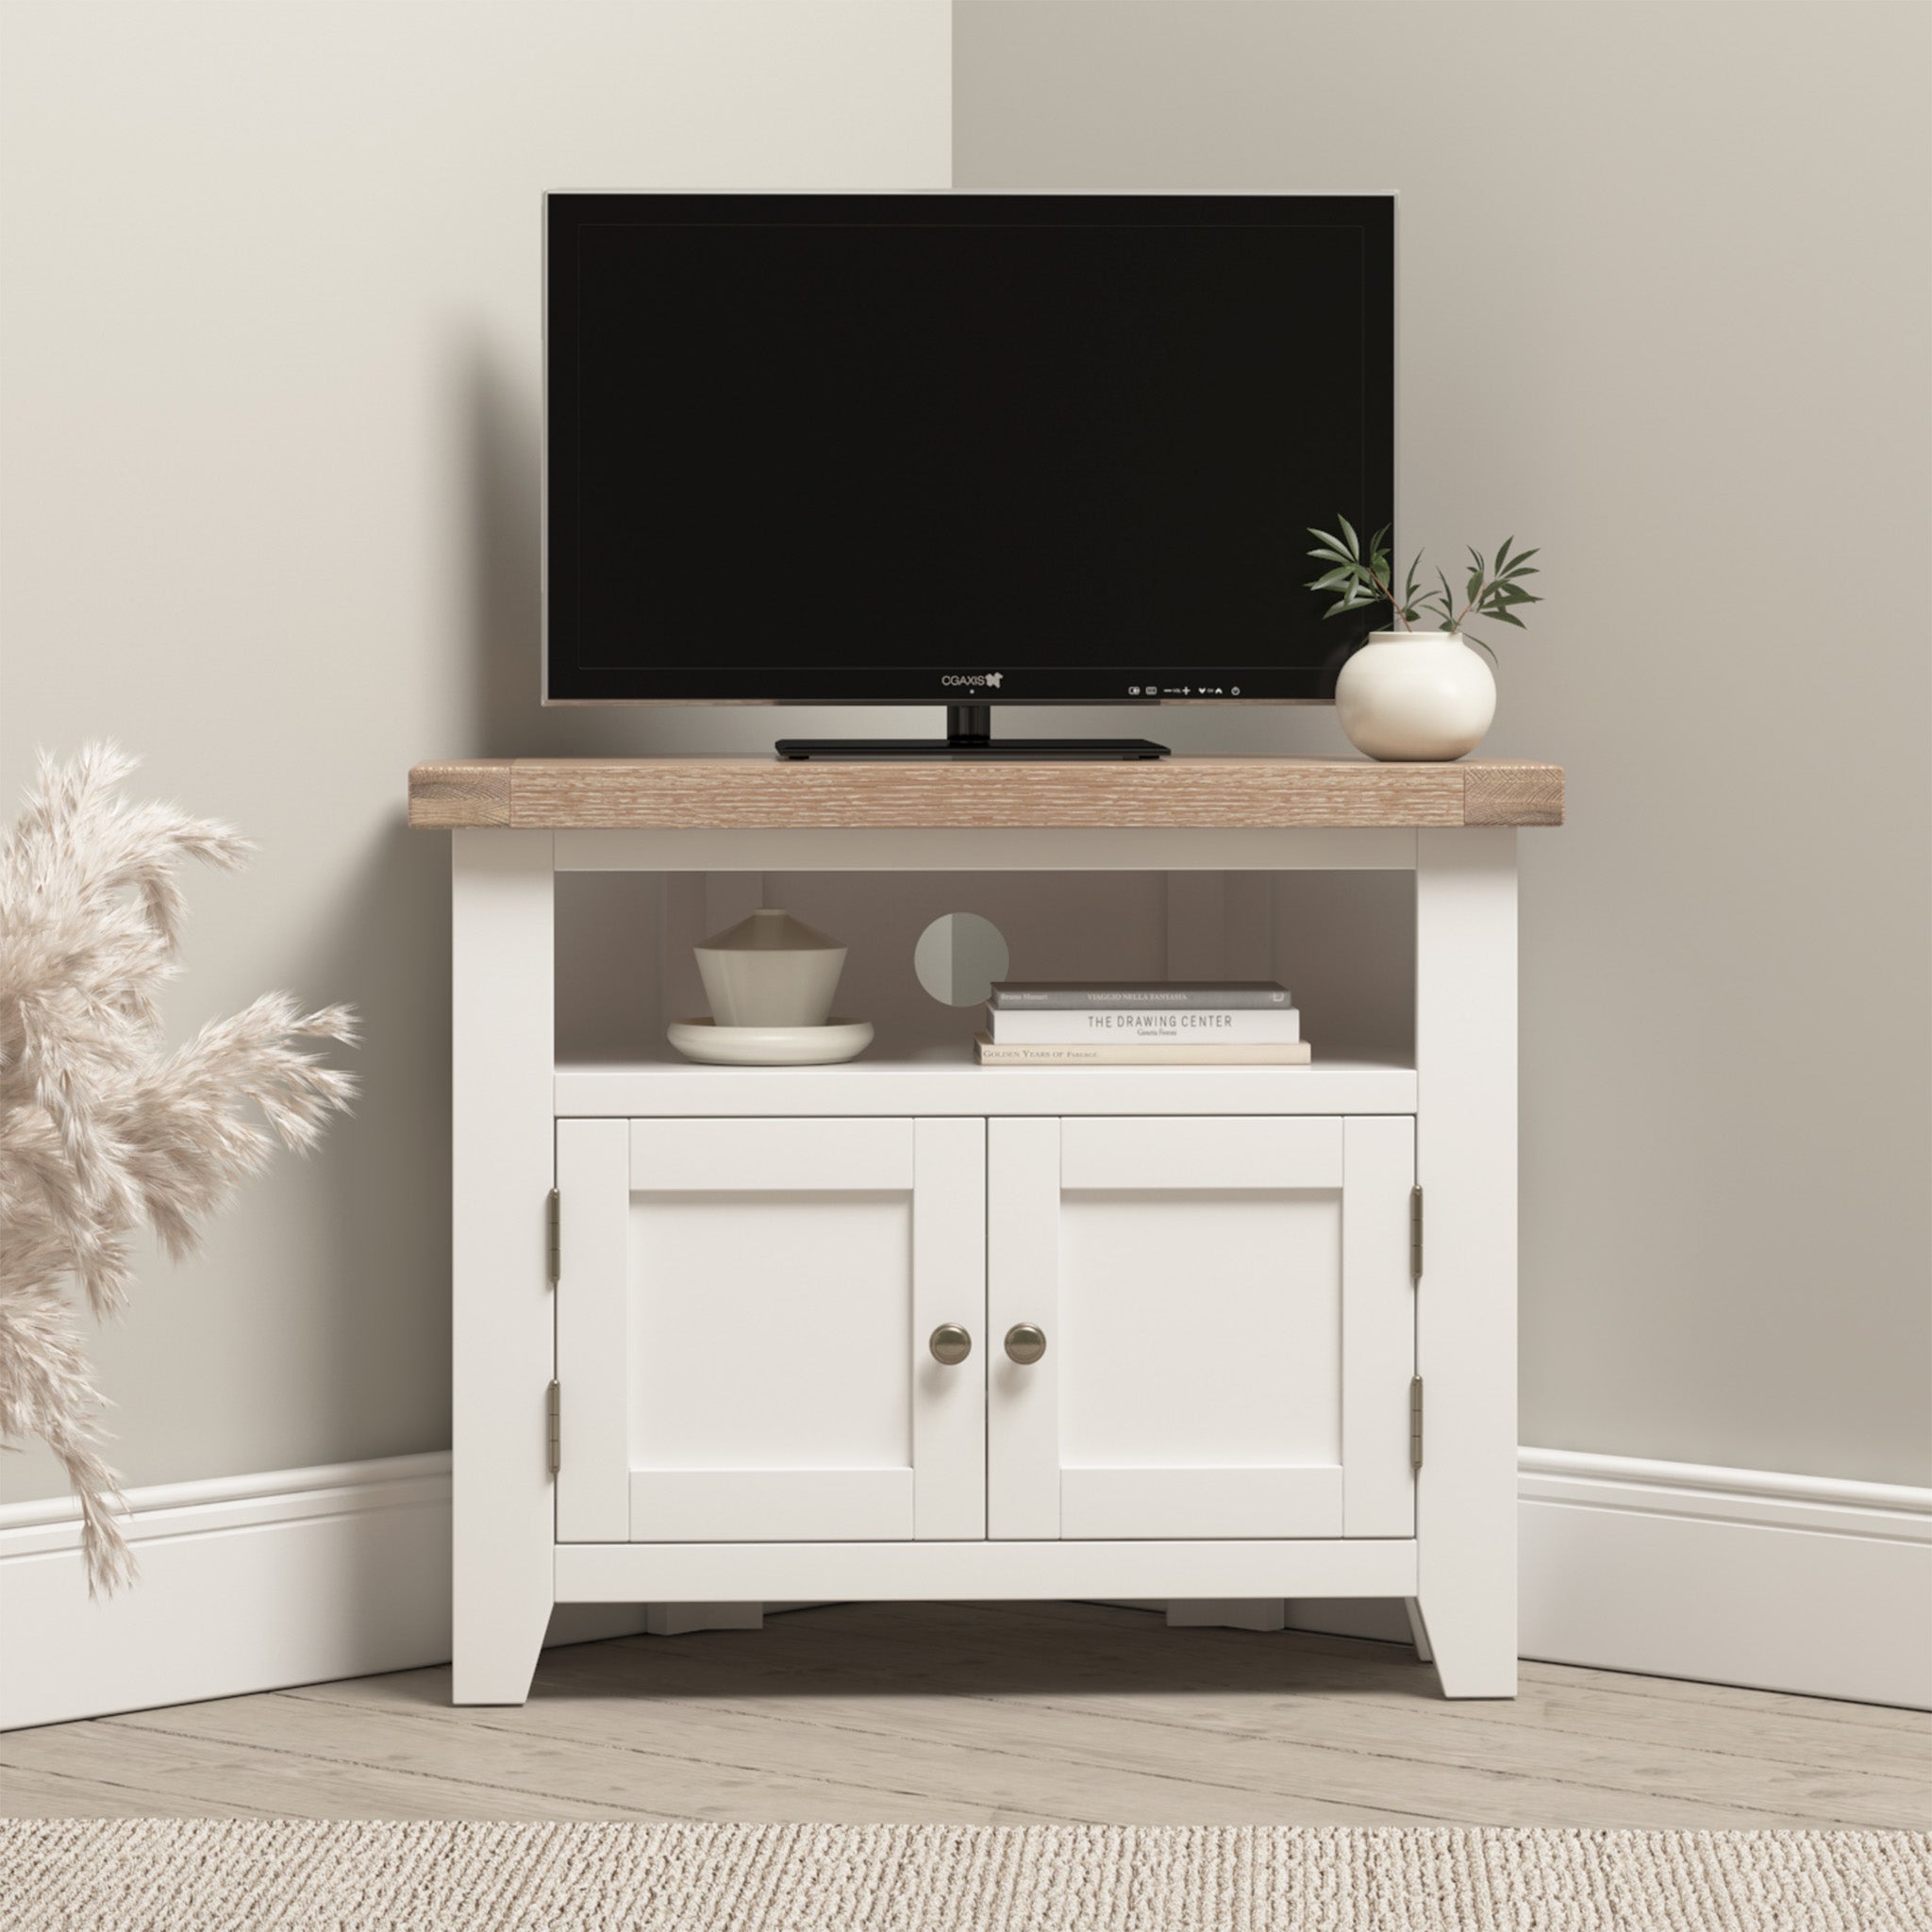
<box><xmin>545</xmin><ymin>192</ymin><xmax>1394</xmax><ymax>758</ymax></box>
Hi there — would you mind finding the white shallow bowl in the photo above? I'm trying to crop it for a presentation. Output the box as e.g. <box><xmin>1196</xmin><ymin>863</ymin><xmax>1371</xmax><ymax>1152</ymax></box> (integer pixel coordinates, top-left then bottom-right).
<box><xmin>666</xmin><ymin>1017</ymin><xmax>874</xmax><ymax>1067</ymax></box>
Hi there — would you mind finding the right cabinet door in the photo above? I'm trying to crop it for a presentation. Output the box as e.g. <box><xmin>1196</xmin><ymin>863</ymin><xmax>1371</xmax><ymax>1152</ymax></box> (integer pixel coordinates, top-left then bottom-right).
<box><xmin>988</xmin><ymin>1115</ymin><xmax>1415</xmax><ymax>1541</ymax></box>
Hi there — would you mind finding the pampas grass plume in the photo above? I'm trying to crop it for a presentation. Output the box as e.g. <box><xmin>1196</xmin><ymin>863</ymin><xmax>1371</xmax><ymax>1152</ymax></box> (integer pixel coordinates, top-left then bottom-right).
<box><xmin>0</xmin><ymin>746</ymin><xmax>356</xmax><ymax>1591</ymax></box>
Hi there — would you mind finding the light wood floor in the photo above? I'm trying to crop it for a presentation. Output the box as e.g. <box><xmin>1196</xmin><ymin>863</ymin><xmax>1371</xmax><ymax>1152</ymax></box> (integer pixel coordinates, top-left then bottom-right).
<box><xmin>4</xmin><ymin>1603</ymin><xmax>1927</xmax><ymax>1828</ymax></box>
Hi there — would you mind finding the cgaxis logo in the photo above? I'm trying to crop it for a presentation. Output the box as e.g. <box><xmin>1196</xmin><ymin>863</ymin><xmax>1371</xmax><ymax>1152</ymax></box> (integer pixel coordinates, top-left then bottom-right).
<box><xmin>941</xmin><ymin>672</ymin><xmax>1004</xmax><ymax>689</ymax></box>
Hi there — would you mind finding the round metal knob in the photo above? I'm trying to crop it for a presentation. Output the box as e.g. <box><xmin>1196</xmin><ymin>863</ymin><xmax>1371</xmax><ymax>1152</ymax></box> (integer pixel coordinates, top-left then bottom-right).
<box><xmin>1004</xmin><ymin>1323</ymin><xmax>1047</xmax><ymax>1366</ymax></box>
<box><xmin>928</xmin><ymin>1324</ymin><xmax>973</xmax><ymax>1367</ymax></box>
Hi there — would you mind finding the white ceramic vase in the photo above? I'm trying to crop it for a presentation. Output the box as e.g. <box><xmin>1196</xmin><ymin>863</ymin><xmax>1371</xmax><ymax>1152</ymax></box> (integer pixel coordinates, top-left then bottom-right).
<box><xmin>694</xmin><ymin>908</ymin><xmax>846</xmax><ymax>1027</ymax></box>
<box><xmin>1334</xmin><ymin>629</ymin><xmax>1497</xmax><ymax>762</ymax></box>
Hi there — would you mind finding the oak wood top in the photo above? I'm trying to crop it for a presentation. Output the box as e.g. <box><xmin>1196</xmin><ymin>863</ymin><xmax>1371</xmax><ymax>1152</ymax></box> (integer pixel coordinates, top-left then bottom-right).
<box><xmin>408</xmin><ymin>756</ymin><xmax>1563</xmax><ymax>831</ymax></box>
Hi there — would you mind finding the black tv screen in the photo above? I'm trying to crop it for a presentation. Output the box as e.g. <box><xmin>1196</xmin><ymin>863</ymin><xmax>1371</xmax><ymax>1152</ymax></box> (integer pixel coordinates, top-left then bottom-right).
<box><xmin>545</xmin><ymin>192</ymin><xmax>1394</xmax><ymax>706</ymax></box>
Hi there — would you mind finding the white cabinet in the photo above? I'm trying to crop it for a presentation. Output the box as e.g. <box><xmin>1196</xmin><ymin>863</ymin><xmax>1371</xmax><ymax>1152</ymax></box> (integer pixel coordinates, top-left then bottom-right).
<box><xmin>556</xmin><ymin>1110</ymin><xmax>1414</xmax><ymax>1552</ymax></box>
<box><xmin>557</xmin><ymin>1116</ymin><xmax>985</xmax><ymax>1544</ymax></box>
<box><xmin>425</xmin><ymin>772</ymin><xmax>1555</xmax><ymax>1702</ymax></box>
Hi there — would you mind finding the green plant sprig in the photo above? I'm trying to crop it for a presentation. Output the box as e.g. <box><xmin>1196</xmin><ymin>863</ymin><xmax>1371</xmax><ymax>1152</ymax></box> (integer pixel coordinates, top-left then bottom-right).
<box><xmin>1306</xmin><ymin>517</ymin><xmax>1541</xmax><ymax>659</ymax></box>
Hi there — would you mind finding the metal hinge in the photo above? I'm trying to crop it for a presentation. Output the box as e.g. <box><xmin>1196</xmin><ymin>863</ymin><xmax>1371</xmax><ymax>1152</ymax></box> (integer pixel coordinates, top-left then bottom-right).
<box><xmin>1409</xmin><ymin>1186</ymin><xmax>1424</xmax><ymax>1283</ymax></box>
<box><xmin>1409</xmin><ymin>1376</ymin><xmax>1424</xmax><ymax>1471</ymax></box>
<box><xmin>547</xmin><ymin>1189</ymin><xmax>560</xmax><ymax>1285</ymax></box>
<box><xmin>546</xmin><ymin>1379</ymin><xmax>561</xmax><ymax>1474</ymax></box>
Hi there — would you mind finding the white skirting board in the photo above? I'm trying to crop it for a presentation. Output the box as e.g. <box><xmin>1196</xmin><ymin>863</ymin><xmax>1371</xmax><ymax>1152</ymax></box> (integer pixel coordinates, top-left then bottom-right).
<box><xmin>0</xmin><ymin>1454</ymin><xmax>645</xmax><ymax>1733</ymax></box>
<box><xmin>3</xmin><ymin>1446</ymin><xmax>1926</xmax><ymax>1729</ymax></box>
<box><xmin>1281</xmin><ymin>1450</ymin><xmax>1932</xmax><ymax>1711</ymax></box>
<box><xmin>1515</xmin><ymin>1448</ymin><xmax>1931</xmax><ymax>1710</ymax></box>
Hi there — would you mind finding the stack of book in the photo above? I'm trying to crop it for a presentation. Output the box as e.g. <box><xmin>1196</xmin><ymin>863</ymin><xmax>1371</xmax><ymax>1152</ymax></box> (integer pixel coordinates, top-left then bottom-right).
<box><xmin>974</xmin><ymin>982</ymin><xmax>1309</xmax><ymax>1065</ymax></box>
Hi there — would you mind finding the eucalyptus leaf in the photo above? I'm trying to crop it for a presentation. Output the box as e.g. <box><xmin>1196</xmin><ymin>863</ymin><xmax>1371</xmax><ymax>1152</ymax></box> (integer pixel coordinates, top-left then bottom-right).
<box><xmin>1302</xmin><ymin>510</ymin><xmax>1543</xmax><ymax>651</ymax></box>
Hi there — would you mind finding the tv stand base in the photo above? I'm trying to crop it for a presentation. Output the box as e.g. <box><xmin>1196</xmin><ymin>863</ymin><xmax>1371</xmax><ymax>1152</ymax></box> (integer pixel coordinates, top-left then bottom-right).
<box><xmin>776</xmin><ymin>702</ymin><xmax>1171</xmax><ymax>761</ymax></box>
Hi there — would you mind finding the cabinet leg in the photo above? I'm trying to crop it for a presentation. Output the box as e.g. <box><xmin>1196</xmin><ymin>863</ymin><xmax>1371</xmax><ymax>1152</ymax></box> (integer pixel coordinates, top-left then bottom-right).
<box><xmin>1403</xmin><ymin>1596</ymin><xmax>1434</xmax><ymax>1664</ymax></box>
<box><xmin>453</xmin><ymin>1582</ymin><xmax>551</xmax><ymax>1706</ymax></box>
<box><xmin>1166</xmin><ymin>1599</ymin><xmax>1287</xmax><ymax>1632</ymax></box>
<box><xmin>1413</xmin><ymin>1583</ymin><xmax>1517</xmax><ymax>1698</ymax></box>
<box><xmin>1415</xmin><ymin>828</ymin><xmax>1520</xmax><ymax>1701</ymax></box>
<box><xmin>451</xmin><ymin>830</ymin><xmax>558</xmax><ymax>1708</ymax></box>
<box><xmin>644</xmin><ymin>1603</ymin><xmax>766</xmax><ymax>1637</ymax></box>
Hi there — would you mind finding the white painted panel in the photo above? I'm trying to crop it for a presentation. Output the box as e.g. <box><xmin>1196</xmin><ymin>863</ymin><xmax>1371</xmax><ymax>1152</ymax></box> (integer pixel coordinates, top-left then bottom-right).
<box><xmin>987</xmin><ymin>1117</ymin><xmax>1062</xmax><ymax>1539</ymax></box>
<box><xmin>1414</xmin><ymin>828</ymin><xmax>1519</xmax><ymax>1696</ymax></box>
<box><xmin>629</xmin><ymin>1472</ymin><xmax>912</xmax><ymax>1543</ymax></box>
<box><xmin>1058</xmin><ymin>1190</ymin><xmax>1342</xmax><ymax>1471</ymax></box>
<box><xmin>630</xmin><ymin>1116</ymin><xmax>912</xmax><ymax>1191</ymax></box>
<box><xmin>912</xmin><ymin>1118</ymin><xmax>987</xmax><ymax>1540</ymax></box>
<box><xmin>1060</xmin><ymin>1467</ymin><xmax>1344</xmax><ymax>1540</ymax></box>
<box><xmin>628</xmin><ymin>1186</ymin><xmax>912</xmax><ymax>1475</ymax></box>
<box><xmin>555</xmin><ymin>1118</ymin><xmax>632</xmax><ymax>1541</ymax></box>
<box><xmin>1060</xmin><ymin>1115</ymin><xmax>1341</xmax><ymax>1191</ymax></box>
<box><xmin>554</xmin><ymin>827</ymin><xmax>1421</xmax><ymax>873</ymax></box>
<box><xmin>1342</xmin><ymin>1115</ymin><xmax>1417</xmax><ymax>1537</ymax></box>
<box><xmin>450</xmin><ymin>831</ymin><xmax>557</xmax><ymax>1706</ymax></box>
<box><xmin>558</xmin><ymin>1056</ymin><xmax>1419</xmax><ymax>1120</ymax></box>
<box><xmin>558</xmin><ymin>1538</ymin><xmax>1419</xmax><ymax>1605</ymax></box>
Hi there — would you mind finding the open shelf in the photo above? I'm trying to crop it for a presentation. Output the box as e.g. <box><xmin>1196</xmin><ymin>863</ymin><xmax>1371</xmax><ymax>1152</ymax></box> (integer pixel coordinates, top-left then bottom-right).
<box><xmin>554</xmin><ymin>1038</ymin><xmax>1417</xmax><ymax>1118</ymax></box>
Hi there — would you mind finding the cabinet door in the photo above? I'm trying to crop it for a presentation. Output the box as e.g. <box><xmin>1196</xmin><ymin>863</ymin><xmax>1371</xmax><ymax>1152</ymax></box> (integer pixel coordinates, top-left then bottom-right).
<box><xmin>988</xmin><ymin>1115</ymin><xmax>1414</xmax><ymax>1541</ymax></box>
<box><xmin>556</xmin><ymin>1116</ymin><xmax>985</xmax><ymax>1543</ymax></box>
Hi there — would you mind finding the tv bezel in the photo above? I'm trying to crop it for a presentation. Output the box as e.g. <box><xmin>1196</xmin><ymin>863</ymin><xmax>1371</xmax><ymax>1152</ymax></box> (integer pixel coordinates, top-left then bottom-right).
<box><xmin>542</xmin><ymin>190</ymin><xmax>1397</xmax><ymax>708</ymax></box>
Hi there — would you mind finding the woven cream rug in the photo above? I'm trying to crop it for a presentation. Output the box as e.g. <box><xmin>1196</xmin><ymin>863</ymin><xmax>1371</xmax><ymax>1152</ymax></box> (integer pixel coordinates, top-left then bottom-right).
<box><xmin>4</xmin><ymin>1821</ymin><xmax>1926</xmax><ymax>1930</ymax></box>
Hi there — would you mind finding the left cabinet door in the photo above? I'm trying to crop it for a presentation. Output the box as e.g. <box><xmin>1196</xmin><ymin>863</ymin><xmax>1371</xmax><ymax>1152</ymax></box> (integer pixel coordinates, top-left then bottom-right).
<box><xmin>556</xmin><ymin>1116</ymin><xmax>986</xmax><ymax>1543</ymax></box>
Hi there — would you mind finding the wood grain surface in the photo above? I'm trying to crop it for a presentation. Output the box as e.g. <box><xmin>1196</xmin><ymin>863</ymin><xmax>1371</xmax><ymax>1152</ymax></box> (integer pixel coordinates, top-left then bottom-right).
<box><xmin>2</xmin><ymin>1604</ymin><xmax>1919</xmax><ymax>1826</ymax></box>
<box><xmin>407</xmin><ymin>758</ymin><xmax>1564</xmax><ymax>830</ymax></box>
<box><xmin>408</xmin><ymin>760</ymin><xmax>512</xmax><ymax>828</ymax></box>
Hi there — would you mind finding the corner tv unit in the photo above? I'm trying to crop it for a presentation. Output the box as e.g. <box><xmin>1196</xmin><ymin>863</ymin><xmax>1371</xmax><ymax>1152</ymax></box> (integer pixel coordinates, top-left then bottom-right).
<box><xmin>544</xmin><ymin>192</ymin><xmax>1395</xmax><ymax>758</ymax></box>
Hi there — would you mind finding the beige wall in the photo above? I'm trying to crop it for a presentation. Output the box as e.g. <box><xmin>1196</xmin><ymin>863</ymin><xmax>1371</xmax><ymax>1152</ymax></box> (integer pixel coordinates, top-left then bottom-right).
<box><xmin>954</xmin><ymin>0</ymin><xmax>1932</xmax><ymax>1483</ymax></box>
<box><xmin>0</xmin><ymin>0</ymin><xmax>951</xmax><ymax>1500</ymax></box>
<box><xmin>3</xmin><ymin>0</ymin><xmax>1926</xmax><ymax>1502</ymax></box>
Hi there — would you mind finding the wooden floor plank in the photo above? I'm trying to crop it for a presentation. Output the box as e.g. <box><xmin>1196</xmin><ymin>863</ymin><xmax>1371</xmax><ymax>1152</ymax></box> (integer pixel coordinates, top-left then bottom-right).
<box><xmin>119</xmin><ymin>1681</ymin><xmax>1414</xmax><ymax>1827</ymax></box>
<box><xmin>828</xmin><ymin>1606</ymin><xmax>1932</xmax><ymax>1776</ymax></box>
<box><xmin>0</xmin><ymin>1763</ymin><xmax>230</xmax><ymax>1820</ymax></box>
<box><xmin>0</xmin><ymin>1717</ymin><xmax>646</xmax><ymax>1823</ymax></box>
<box><xmin>6</xmin><ymin>1606</ymin><xmax>1924</xmax><ymax>1828</ymax></box>
<box><xmin>452</xmin><ymin>1639</ymin><xmax>1921</xmax><ymax>1827</ymax></box>
<box><xmin>958</xmin><ymin>1603</ymin><xmax>1932</xmax><ymax>1729</ymax></box>
<box><xmin>1045</xmin><ymin>1606</ymin><xmax>1932</xmax><ymax>1731</ymax></box>
<box><xmin>499</xmin><ymin>1605</ymin><xmax>1932</xmax><ymax>1788</ymax></box>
